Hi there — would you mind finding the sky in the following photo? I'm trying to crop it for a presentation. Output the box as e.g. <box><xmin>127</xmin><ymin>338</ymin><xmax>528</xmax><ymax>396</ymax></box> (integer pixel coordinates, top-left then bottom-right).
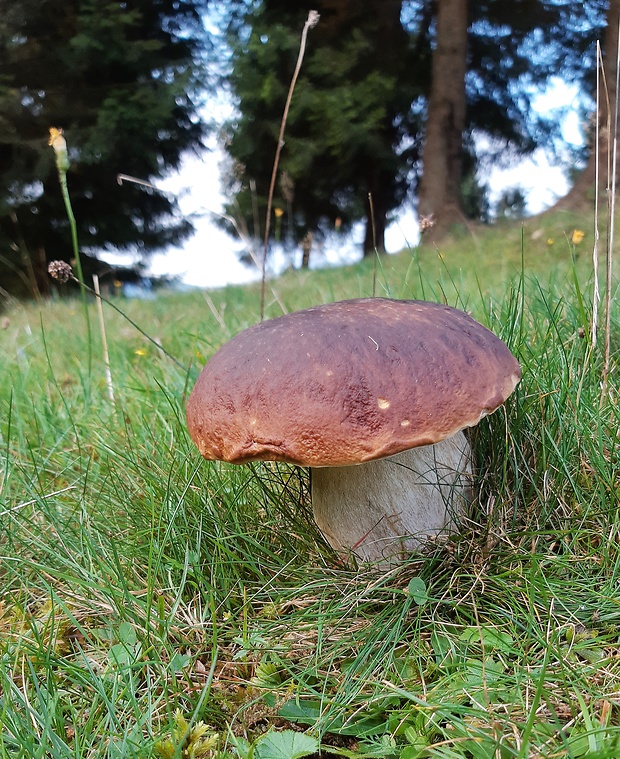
<box><xmin>107</xmin><ymin>81</ymin><xmax>585</xmax><ymax>290</ymax></box>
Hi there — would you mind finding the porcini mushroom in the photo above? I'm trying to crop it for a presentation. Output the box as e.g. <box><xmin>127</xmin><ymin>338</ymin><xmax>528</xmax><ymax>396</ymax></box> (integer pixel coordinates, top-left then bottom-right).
<box><xmin>186</xmin><ymin>298</ymin><xmax>520</xmax><ymax>564</ymax></box>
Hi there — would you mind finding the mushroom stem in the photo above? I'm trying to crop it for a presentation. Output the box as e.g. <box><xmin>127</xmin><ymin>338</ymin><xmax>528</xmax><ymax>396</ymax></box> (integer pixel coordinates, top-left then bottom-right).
<box><xmin>311</xmin><ymin>431</ymin><xmax>472</xmax><ymax>564</ymax></box>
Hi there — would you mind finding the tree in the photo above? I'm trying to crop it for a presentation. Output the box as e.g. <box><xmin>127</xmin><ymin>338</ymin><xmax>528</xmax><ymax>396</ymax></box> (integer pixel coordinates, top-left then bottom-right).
<box><xmin>418</xmin><ymin>0</ymin><xmax>606</xmax><ymax>237</ymax></box>
<box><xmin>553</xmin><ymin>0</ymin><xmax>619</xmax><ymax>211</ymax></box>
<box><xmin>0</xmin><ymin>0</ymin><xmax>208</xmax><ymax>299</ymax></box>
<box><xmin>221</xmin><ymin>0</ymin><xmax>429</xmax><ymax>260</ymax></box>
<box><xmin>224</xmin><ymin>0</ymin><xmax>604</xmax><ymax>259</ymax></box>
<box><xmin>417</xmin><ymin>0</ymin><xmax>468</xmax><ymax>233</ymax></box>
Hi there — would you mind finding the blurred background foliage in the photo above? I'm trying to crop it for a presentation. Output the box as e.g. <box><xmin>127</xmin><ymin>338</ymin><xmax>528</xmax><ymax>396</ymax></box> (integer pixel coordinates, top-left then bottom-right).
<box><xmin>0</xmin><ymin>0</ymin><xmax>613</xmax><ymax>299</ymax></box>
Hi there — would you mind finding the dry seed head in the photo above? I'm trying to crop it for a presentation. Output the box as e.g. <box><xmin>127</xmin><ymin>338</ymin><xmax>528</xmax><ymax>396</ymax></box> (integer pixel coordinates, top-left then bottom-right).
<box><xmin>307</xmin><ymin>10</ymin><xmax>320</xmax><ymax>27</ymax></box>
<box><xmin>419</xmin><ymin>214</ymin><xmax>435</xmax><ymax>234</ymax></box>
<box><xmin>571</xmin><ymin>229</ymin><xmax>585</xmax><ymax>245</ymax></box>
<box><xmin>48</xmin><ymin>260</ymin><xmax>73</xmax><ymax>284</ymax></box>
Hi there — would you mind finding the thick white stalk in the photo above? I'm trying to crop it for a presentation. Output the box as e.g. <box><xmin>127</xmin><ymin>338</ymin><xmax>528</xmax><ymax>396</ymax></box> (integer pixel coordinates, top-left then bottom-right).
<box><xmin>312</xmin><ymin>432</ymin><xmax>472</xmax><ymax>565</ymax></box>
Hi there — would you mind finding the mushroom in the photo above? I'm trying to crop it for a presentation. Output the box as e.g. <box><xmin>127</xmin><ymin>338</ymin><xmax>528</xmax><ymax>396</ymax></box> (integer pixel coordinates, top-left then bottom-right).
<box><xmin>186</xmin><ymin>298</ymin><xmax>520</xmax><ymax>564</ymax></box>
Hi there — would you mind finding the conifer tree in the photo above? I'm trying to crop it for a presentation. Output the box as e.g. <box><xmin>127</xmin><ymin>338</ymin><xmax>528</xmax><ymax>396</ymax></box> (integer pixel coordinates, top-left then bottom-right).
<box><xmin>221</xmin><ymin>0</ymin><xmax>427</xmax><ymax>259</ymax></box>
<box><xmin>0</xmin><ymin>0</ymin><xmax>208</xmax><ymax>297</ymax></box>
<box><xmin>222</xmin><ymin>0</ymin><xmax>603</xmax><ymax>256</ymax></box>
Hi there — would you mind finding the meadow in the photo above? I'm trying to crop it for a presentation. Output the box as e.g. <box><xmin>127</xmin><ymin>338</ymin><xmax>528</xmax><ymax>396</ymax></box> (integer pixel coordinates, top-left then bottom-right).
<box><xmin>1</xmin><ymin>208</ymin><xmax>620</xmax><ymax>758</ymax></box>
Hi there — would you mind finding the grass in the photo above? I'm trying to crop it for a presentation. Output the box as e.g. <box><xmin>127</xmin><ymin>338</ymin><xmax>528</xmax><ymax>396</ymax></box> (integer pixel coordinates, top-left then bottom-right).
<box><xmin>1</xmin><ymin>209</ymin><xmax>620</xmax><ymax>758</ymax></box>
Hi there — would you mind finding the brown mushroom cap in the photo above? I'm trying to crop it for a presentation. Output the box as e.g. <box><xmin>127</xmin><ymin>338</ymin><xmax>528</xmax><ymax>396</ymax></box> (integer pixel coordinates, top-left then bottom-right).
<box><xmin>186</xmin><ymin>298</ymin><xmax>521</xmax><ymax>467</ymax></box>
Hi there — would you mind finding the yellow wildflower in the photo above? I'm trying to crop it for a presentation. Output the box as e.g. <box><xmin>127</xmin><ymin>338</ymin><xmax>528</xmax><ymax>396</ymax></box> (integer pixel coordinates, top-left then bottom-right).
<box><xmin>571</xmin><ymin>229</ymin><xmax>585</xmax><ymax>245</ymax></box>
<box><xmin>48</xmin><ymin>127</ymin><xmax>65</xmax><ymax>151</ymax></box>
<box><xmin>547</xmin><ymin>238</ymin><xmax>554</xmax><ymax>246</ymax></box>
<box><xmin>135</xmin><ymin>348</ymin><xmax>147</xmax><ymax>357</ymax></box>
<box><xmin>48</xmin><ymin>127</ymin><xmax>69</xmax><ymax>172</ymax></box>
<box><xmin>274</xmin><ymin>207</ymin><xmax>284</xmax><ymax>218</ymax></box>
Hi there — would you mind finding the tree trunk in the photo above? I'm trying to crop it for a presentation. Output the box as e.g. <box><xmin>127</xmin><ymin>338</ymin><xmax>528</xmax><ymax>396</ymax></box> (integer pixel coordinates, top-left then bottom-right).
<box><xmin>301</xmin><ymin>231</ymin><xmax>313</xmax><ymax>268</ymax></box>
<box><xmin>35</xmin><ymin>246</ymin><xmax>49</xmax><ymax>297</ymax></box>
<box><xmin>417</xmin><ymin>0</ymin><xmax>469</xmax><ymax>238</ymax></box>
<box><xmin>553</xmin><ymin>0</ymin><xmax>620</xmax><ymax>211</ymax></box>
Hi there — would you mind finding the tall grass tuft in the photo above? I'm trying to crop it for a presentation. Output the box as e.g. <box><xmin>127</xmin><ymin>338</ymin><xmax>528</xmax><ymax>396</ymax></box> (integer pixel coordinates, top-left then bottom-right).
<box><xmin>2</xmin><ymin>208</ymin><xmax>620</xmax><ymax>756</ymax></box>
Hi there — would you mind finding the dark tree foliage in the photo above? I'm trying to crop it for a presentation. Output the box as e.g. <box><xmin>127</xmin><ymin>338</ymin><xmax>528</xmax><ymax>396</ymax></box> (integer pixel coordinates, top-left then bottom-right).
<box><xmin>553</xmin><ymin>0</ymin><xmax>616</xmax><ymax>210</ymax></box>
<box><xmin>419</xmin><ymin>0</ymin><xmax>607</xmax><ymax>236</ymax></box>
<box><xmin>222</xmin><ymin>0</ymin><xmax>606</xmax><ymax>258</ymax></box>
<box><xmin>0</xmin><ymin>0</ymin><xmax>208</xmax><ymax>298</ymax></box>
<box><xmin>222</xmin><ymin>0</ymin><xmax>429</xmax><ymax>258</ymax></box>
<box><xmin>466</xmin><ymin>0</ymin><xmax>606</xmax><ymax>164</ymax></box>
